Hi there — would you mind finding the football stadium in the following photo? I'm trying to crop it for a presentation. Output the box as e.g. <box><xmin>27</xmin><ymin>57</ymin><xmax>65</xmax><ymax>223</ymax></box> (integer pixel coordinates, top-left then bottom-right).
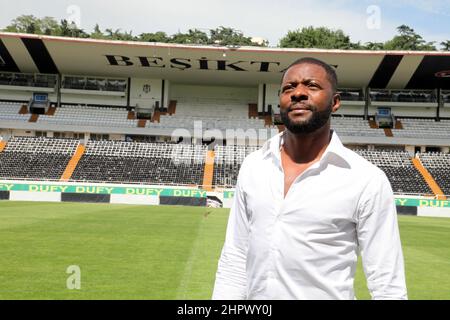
<box><xmin>0</xmin><ymin>30</ymin><xmax>450</xmax><ymax>300</ymax></box>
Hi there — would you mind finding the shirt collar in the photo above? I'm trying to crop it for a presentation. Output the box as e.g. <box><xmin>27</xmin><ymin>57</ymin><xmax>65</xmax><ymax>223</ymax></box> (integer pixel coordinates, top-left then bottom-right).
<box><xmin>261</xmin><ymin>131</ymin><xmax>283</xmax><ymax>159</ymax></box>
<box><xmin>261</xmin><ymin>129</ymin><xmax>350</xmax><ymax>166</ymax></box>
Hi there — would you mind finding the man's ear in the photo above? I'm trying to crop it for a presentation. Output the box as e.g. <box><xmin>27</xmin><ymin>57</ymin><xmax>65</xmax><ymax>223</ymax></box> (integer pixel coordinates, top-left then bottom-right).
<box><xmin>331</xmin><ymin>93</ymin><xmax>341</xmax><ymax>113</ymax></box>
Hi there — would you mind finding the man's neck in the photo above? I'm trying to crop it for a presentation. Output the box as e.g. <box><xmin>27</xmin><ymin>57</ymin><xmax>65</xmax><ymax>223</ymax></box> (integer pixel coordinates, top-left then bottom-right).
<box><xmin>282</xmin><ymin>124</ymin><xmax>332</xmax><ymax>164</ymax></box>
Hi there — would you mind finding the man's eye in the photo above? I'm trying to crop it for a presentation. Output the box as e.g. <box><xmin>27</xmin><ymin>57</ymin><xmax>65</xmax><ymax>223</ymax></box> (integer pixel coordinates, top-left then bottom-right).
<box><xmin>283</xmin><ymin>85</ymin><xmax>293</xmax><ymax>92</ymax></box>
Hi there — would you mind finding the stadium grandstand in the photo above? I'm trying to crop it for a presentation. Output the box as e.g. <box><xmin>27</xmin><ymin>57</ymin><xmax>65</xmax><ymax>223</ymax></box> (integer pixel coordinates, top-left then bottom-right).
<box><xmin>0</xmin><ymin>32</ymin><xmax>449</xmax><ymax>212</ymax></box>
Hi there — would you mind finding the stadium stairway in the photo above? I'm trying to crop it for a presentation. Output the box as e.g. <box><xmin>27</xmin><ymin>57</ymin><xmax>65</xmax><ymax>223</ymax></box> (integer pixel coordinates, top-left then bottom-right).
<box><xmin>138</xmin><ymin>119</ymin><xmax>147</xmax><ymax>127</ymax></box>
<box><xmin>384</xmin><ymin>128</ymin><xmax>393</xmax><ymax>137</ymax></box>
<box><xmin>263</xmin><ymin>114</ymin><xmax>273</xmax><ymax>127</ymax></box>
<box><xmin>202</xmin><ymin>150</ymin><xmax>215</xmax><ymax>191</ymax></box>
<box><xmin>168</xmin><ymin>100</ymin><xmax>177</xmax><ymax>115</ymax></box>
<box><xmin>29</xmin><ymin>113</ymin><xmax>39</xmax><ymax>122</ymax></box>
<box><xmin>0</xmin><ymin>140</ymin><xmax>6</xmax><ymax>153</ymax></box>
<box><xmin>19</xmin><ymin>105</ymin><xmax>28</xmax><ymax>114</ymax></box>
<box><xmin>412</xmin><ymin>157</ymin><xmax>447</xmax><ymax>200</ymax></box>
<box><xmin>60</xmin><ymin>144</ymin><xmax>86</xmax><ymax>181</ymax></box>
<box><xmin>45</xmin><ymin>106</ymin><xmax>56</xmax><ymax>115</ymax></box>
<box><xmin>151</xmin><ymin>110</ymin><xmax>161</xmax><ymax>123</ymax></box>
<box><xmin>248</xmin><ymin>103</ymin><xmax>258</xmax><ymax>118</ymax></box>
<box><xmin>368</xmin><ymin>119</ymin><xmax>378</xmax><ymax>129</ymax></box>
<box><xmin>395</xmin><ymin>120</ymin><xmax>403</xmax><ymax>129</ymax></box>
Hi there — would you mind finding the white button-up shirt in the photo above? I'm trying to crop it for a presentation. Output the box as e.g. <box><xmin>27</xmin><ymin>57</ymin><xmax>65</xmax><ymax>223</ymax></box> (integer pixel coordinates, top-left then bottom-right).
<box><xmin>213</xmin><ymin>131</ymin><xmax>407</xmax><ymax>300</ymax></box>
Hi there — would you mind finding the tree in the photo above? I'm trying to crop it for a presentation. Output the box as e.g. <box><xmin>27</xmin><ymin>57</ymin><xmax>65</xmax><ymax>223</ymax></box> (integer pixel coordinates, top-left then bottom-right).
<box><xmin>383</xmin><ymin>25</ymin><xmax>436</xmax><ymax>51</ymax></box>
<box><xmin>59</xmin><ymin>19</ymin><xmax>71</xmax><ymax>36</ymax></box>
<box><xmin>90</xmin><ymin>24</ymin><xmax>106</xmax><ymax>39</ymax></box>
<box><xmin>279</xmin><ymin>26</ymin><xmax>357</xmax><ymax>49</ymax></box>
<box><xmin>170</xmin><ymin>29</ymin><xmax>209</xmax><ymax>44</ymax></box>
<box><xmin>4</xmin><ymin>15</ymin><xmax>41</xmax><ymax>33</ymax></box>
<box><xmin>363</xmin><ymin>41</ymin><xmax>385</xmax><ymax>50</ymax></box>
<box><xmin>440</xmin><ymin>40</ymin><xmax>450</xmax><ymax>51</ymax></box>
<box><xmin>104</xmin><ymin>28</ymin><xmax>134</xmax><ymax>41</ymax></box>
<box><xmin>26</xmin><ymin>22</ymin><xmax>37</xmax><ymax>34</ymax></box>
<box><xmin>58</xmin><ymin>19</ymin><xmax>88</xmax><ymax>38</ymax></box>
<box><xmin>3</xmin><ymin>15</ymin><xmax>60</xmax><ymax>36</ymax></box>
<box><xmin>209</xmin><ymin>26</ymin><xmax>254</xmax><ymax>46</ymax></box>
<box><xmin>139</xmin><ymin>32</ymin><xmax>170</xmax><ymax>43</ymax></box>
<box><xmin>3</xmin><ymin>14</ymin><xmax>445</xmax><ymax>51</ymax></box>
<box><xmin>118</xmin><ymin>30</ymin><xmax>134</xmax><ymax>41</ymax></box>
<box><xmin>40</xmin><ymin>16</ymin><xmax>60</xmax><ymax>35</ymax></box>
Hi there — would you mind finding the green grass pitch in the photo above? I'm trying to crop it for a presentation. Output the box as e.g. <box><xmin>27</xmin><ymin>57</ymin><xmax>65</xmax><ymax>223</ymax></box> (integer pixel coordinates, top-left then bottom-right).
<box><xmin>0</xmin><ymin>201</ymin><xmax>449</xmax><ymax>300</ymax></box>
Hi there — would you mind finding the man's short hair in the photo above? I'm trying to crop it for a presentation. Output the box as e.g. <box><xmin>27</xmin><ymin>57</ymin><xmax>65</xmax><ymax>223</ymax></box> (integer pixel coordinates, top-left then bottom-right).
<box><xmin>282</xmin><ymin>57</ymin><xmax>338</xmax><ymax>92</ymax></box>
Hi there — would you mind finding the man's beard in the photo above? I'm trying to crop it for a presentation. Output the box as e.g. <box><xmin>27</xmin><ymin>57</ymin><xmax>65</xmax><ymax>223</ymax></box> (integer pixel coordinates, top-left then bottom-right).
<box><xmin>280</xmin><ymin>102</ymin><xmax>332</xmax><ymax>134</ymax></box>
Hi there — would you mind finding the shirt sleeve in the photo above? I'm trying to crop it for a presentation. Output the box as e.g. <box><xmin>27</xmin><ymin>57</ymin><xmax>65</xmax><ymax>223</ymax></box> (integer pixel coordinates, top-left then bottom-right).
<box><xmin>212</xmin><ymin>164</ymin><xmax>249</xmax><ymax>300</ymax></box>
<box><xmin>356</xmin><ymin>170</ymin><xmax>408</xmax><ymax>300</ymax></box>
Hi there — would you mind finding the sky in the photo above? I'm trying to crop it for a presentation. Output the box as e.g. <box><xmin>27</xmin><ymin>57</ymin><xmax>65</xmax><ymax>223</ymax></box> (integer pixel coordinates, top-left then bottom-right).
<box><xmin>1</xmin><ymin>0</ymin><xmax>449</xmax><ymax>48</ymax></box>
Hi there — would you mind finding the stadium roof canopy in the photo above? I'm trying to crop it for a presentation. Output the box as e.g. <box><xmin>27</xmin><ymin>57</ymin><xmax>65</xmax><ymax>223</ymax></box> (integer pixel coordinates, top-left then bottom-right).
<box><xmin>1</xmin><ymin>32</ymin><xmax>450</xmax><ymax>89</ymax></box>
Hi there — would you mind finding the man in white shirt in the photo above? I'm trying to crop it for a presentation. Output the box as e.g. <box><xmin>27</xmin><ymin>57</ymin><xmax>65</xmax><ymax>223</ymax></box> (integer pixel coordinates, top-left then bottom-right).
<box><xmin>212</xmin><ymin>57</ymin><xmax>407</xmax><ymax>300</ymax></box>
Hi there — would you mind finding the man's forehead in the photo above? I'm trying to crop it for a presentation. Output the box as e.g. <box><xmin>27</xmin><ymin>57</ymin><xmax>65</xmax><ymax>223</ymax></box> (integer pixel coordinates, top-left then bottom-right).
<box><xmin>282</xmin><ymin>63</ymin><xmax>328</xmax><ymax>82</ymax></box>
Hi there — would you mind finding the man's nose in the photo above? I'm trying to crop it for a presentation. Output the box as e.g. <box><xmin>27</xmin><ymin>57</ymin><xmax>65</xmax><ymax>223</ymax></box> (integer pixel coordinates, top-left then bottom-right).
<box><xmin>291</xmin><ymin>85</ymin><xmax>308</xmax><ymax>101</ymax></box>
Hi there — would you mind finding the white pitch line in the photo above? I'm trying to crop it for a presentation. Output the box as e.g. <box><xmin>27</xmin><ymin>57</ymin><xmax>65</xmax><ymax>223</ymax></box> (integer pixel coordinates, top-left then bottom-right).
<box><xmin>175</xmin><ymin>214</ymin><xmax>207</xmax><ymax>299</ymax></box>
